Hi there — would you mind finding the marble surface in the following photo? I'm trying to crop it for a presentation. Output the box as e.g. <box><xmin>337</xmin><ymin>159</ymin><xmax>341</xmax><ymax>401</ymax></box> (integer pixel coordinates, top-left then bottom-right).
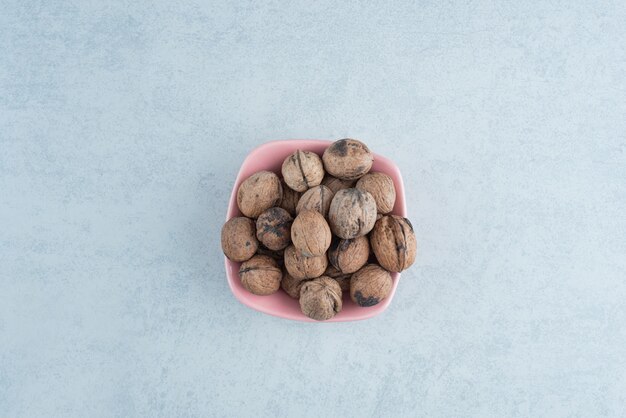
<box><xmin>1</xmin><ymin>1</ymin><xmax>625</xmax><ymax>417</ymax></box>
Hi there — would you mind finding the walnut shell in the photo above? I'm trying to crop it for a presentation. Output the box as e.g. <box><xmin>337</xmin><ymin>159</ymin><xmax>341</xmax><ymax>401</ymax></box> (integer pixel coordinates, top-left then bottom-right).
<box><xmin>296</xmin><ymin>185</ymin><xmax>334</xmax><ymax>218</ymax></box>
<box><xmin>356</xmin><ymin>172</ymin><xmax>396</xmax><ymax>214</ymax></box>
<box><xmin>328</xmin><ymin>188</ymin><xmax>377</xmax><ymax>239</ymax></box>
<box><xmin>239</xmin><ymin>255</ymin><xmax>282</xmax><ymax>295</ymax></box>
<box><xmin>237</xmin><ymin>171</ymin><xmax>283</xmax><ymax>218</ymax></box>
<box><xmin>255</xmin><ymin>207</ymin><xmax>293</xmax><ymax>251</ymax></box>
<box><xmin>291</xmin><ymin>210</ymin><xmax>331</xmax><ymax>257</ymax></box>
<box><xmin>370</xmin><ymin>216</ymin><xmax>417</xmax><ymax>272</ymax></box>
<box><xmin>284</xmin><ymin>245</ymin><xmax>328</xmax><ymax>280</ymax></box>
<box><xmin>322</xmin><ymin>138</ymin><xmax>373</xmax><ymax>180</ymax></box>
<box><xmin>279</xmin><ymin>179</ymin><xmax>301</xmax><ymax>216</ymax></box>
<box><xmin>322</xmin><ymin>175</ymin><xmax>355</xmax><ymax>194</ymax></box>
<box><xmin>281</xmin><ymin>271</ymin><xmax>309</xmax><ymax>298</ymax></box>
<box><xmin>328</xmin><ymin>235</ymin><xmax>370</xmax><ymax>274</ymax></box>
<box><xmin>323</xmin><ymin>265</ymin><xmax>351</xmax><ymax>293</ymax></box>
<box><xmin>299</xmin><ymin>277</ymin><xmax>342</xmax><ymax>321</ymax></box>
<box><xmin>350</xmin><ymin>264</ymin><xmax>393</xmax><ymax>307</ymax></box>
<box><xmin>221</xmin><ymin>217</ymin><xmax>258</xmax><ymax>262</ymax></box>
<box><xmin>281</xmin><ymin>150</ymin><xmax>324</xmax><ymax>192</ymax></box>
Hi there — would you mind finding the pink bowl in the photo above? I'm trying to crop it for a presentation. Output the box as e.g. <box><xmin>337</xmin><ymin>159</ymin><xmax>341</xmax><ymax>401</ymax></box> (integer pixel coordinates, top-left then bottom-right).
<box><xmin>224</xmin><ymin>139</ymin><xmax>407</xmax><ymax>322</ymax></box>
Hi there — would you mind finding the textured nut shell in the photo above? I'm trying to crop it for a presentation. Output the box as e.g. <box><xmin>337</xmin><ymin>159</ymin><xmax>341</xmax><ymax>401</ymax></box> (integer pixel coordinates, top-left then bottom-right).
<box><xmin>237</xmin><ymin>171</ymin><xmax>283</xmax><ymax>218</ymax></box>
<box><xmin>291</xmin><ymin>210</ymin><xmax>331</xmax><ymax>257</ymax></box>
<box><xmin>239</xmin><ymin>255</ymin><xmax>282</xmax><ymax>296</ymax></box>
<box><xmin>328</xmin><ymin>235</ymin><xmax>370</xmax><ymax>274</ymax></box>
<box><xmin>328</xmin><ymin>188</ymin><xmax>377</xmax><ymax>239</ymax></box>
<box><xmin>356</xmin><ymin>172</ymin><xmax>396</xmax><ymax>214</ymax></box>
<box><xmin>255</xmin><ymin>207</ymin><xmax>293</xmax><ymax>251</ymax></box>
<box><xmin>322</xmin><ymin>175</ymin><xmax>355</xmax><ymax>194</ymax></box>
<box><xmin>279</xmin><ymin>180</ymin><xmax>301</xmax><ymax>216</ymax></box>
<box><xmin>370</xmin><ymin>216</ymin><xmax>417</xmax><ymax>272</ymax></box>
<box><xmin>299</xmin><ymin>277</ymin><xmax>342</xmax><ymax>321</ymax></box>
<box><xmin>350</xmin><ymin>264</ymin><xmax>392</xmax><ymax>307</ymax></box>
<box><xmin>281</xmin><ymin>150</ymin><xmax>324</xmax><ymax>192</ymax></box>
<box><xmin>322</xmin><ymin>139</ymin><xmax>373</xmax><ymax>180</ymax></box>
<box><xmin>281</xmin><ymin>271</ymin><xmax>309</xmax><ymax>298</ymax></box>
<box><xmin>283</xmin><ymin>245</ymin><xmax>328</xmax><ymax>280</ymax></box>
<box><xmin>296</xmin><ymin>185</ymin><xmax>334</xmax><ymax>218</ymax></box>
<box><xmin>323</xmin><ymin>265</ymin><xmax>352</xmax><ymax>292</ymax></box>
<box><xmin>221</xmin><ymin>217</ymin><xmax>258</xmax><ymax>262</ymax></box>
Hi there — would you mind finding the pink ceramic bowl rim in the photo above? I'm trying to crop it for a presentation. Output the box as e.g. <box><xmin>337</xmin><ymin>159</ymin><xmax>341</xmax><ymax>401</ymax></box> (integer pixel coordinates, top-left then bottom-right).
<box><xmin>224</xmin><ymin>139</ymin><xmax>406</xmax><ymax>322</ymax></box>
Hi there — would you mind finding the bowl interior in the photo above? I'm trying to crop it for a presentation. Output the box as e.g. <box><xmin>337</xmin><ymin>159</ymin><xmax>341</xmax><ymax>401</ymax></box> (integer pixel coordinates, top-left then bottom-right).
<box><xmin>225</xmin><ymin>139</ymin><xmax>406</xmax><ymax>322</ymax></box>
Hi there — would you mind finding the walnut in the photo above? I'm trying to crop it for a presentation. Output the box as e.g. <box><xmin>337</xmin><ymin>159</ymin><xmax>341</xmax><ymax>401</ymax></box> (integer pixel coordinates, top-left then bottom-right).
<box><xmin>237</xmin><ymin>171</ymin><xmax>282</xmax><ymax>218</ymax></box>
<box><xmin>328</xmin><ymin>235</ymin><xmax>370</xmax><ymax>274</ymax></box>
<box><xmin>221</xmin><ymin>217</ymin><xmax>258</xmax><ymax>262</ymax></box>
<box><xmin>281</xmin><ymin>271</ymin><xmax>309</xmax><ymax>298</ymax></box>
<box><xmin>299</xmin><ymin>277</ymin><xmax>342</xmax><ymax>321</ymax></box>
<box><xmin>291</xmin><ymin>210</ymin><xmax>331</xmax><ymax>257</ymax></box>
<box><xmin>283</xmin><ymin>245</ymin><xmax>328</xmax><ymax>280</ymax></box>
<box><xmin>322</xmin><ymin>138</ymin><xmax>373</xmax><ymax>180</ymax></box>
<box><xmin>296</xmin><ymin>185</ymin><xmax>334</xmax><ymax>218</ymax></box>
<box><xmin>238</xmin><ymin>255</ymin><xmax>282</xmax><ymax>295</ymax></box>
<box><xmin>328</xmin><ymin>188</ymin><xmax>377</xmax><ymax>239</ymax></box>
<box><xmin>370</xmin><ymin>215</ymin><xmax>417</xmax><ymax>272</ymax></box>
<box><xmin>323</xmin><ymin>265</ymin><xmax>351</xmax><ymax>292</ymax></box>
<box><xmin>350</xmin><ymin>264</ymin><xmax>393</xmax><ymax>307</ymax></box>
<box><xmin>281</xmin><ymin>150</ymin><xmax>324</xmax><ymax>192</ymax></box>
<box><xmin>279</xmin><ymin>179</ymin><xmax>301</xmax><ymax>216</ymax></box>
<box><xmin>356</xmin><ymin>172</ymin><xmax>396</xmax><ymax>214</ymax></box>
<box><xmin>322</xmin><ymin>175</ymin><xmax>355</xmax><ymax>194</ymax></box>
<box><xmin>255</xmin><ymin>207</ymin><xmax>293</xmax><ymax>251</ymax></box>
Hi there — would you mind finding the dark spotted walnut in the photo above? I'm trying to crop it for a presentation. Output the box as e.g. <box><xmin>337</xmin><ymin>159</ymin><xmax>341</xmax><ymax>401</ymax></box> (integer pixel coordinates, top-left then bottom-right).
<box><xmin>281</xmin><ymin>271</ymin><xmax>309</xmax><ymax>298</ymax></box>
<box><xmin>356</xmin><ymin>172</ymin><xmax>396</xmax><ymax>214</ymax></box>
<box><xmin>221</xmin><ymin>217</ymin><xmax>258</xmax><ymax>262</ymax></box>
<box><xmin>328</xmin><ymin>235</ymin><xmax>370</xmax><ymax>274</ymax></box>
<box><xmin>328</xmin><ymin>188</ymin><xmax>377</xmax><ymax>239</ymax></box>
<box><xmin>283</xmin><ymin>245</ymin><xmax>328</xmax><ymax>280</ymax></box>
<box><xmin>237</xmin><ymin>171</ymin><xmax>282</xmax><ymax>218</ymax></box>
<box><xmin>299</xmin><ymin>277</ymin><xmax>342</xmax><ymax>321</ymax></box>
<box><xmin>296</xmin><ymin>185</ymin><xmax>334</xmax><ymax>218</ymax></box>
<box><xmin>281</xmin><ymin>150</ymin><xmax>324</xmax><ymax>192</ymax></box>
<box><xmin>321</xmin><ymin>175</ymin><xmax>355</xmax><ymax>194</ymax></box>
<box><xmin>238</xmin><ymin>255</ymin><xmax>282</xmax><ymax>295</ymax></box>
<box><xmin>322</xmin><ymin>138</ymin><xmax>373</xmax><ymax>180</ymax></box>
<box><xmin>291</xmin><ymin>210</ymin><xmax>331</xmax><ymax>257</ymax></box>
<box><xmin>278</xmin><ymin>179</ymin><xmax>301</xmax><ymax>216</ymax></box>
<box><xmin>370</xmin><ymin>215</ymin><xmax>417</xmax><ymax>272</ymax></box>
<box><xmin>255</xmin><ymin>207</ymin><xmax>293</xmax><ymax>251</ymax></box>
<box><xmin>350</xmin><ymin>264</ymin><xmax>392</xmax><ymax>307</ymax></box>
<box><xmin>323</xmin><ymin>265</ymin><xmax>351</xmax><ymax>293</ymax></box>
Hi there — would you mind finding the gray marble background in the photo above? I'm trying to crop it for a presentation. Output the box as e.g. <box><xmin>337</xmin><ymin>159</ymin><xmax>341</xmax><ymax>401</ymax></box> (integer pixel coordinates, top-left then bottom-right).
<box><xmin>1</xmin><ymin>1</ymin><xmax>625</xmax><ymax>417</ymax></box>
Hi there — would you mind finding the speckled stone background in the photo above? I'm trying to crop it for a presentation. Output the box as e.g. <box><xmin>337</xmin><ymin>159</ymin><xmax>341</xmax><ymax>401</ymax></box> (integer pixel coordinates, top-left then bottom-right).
<box><xmin>1</xmin><ymin>1</ymin><xmax>625</xmax><ymax>417</ymax></box>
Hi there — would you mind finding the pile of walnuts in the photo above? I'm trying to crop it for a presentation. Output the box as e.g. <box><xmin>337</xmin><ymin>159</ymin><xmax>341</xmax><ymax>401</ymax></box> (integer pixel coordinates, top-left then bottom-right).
<box><xmin>221</xmin><ymin>138</ymin><xmax>417</xmax><ymax>321</ymax></box>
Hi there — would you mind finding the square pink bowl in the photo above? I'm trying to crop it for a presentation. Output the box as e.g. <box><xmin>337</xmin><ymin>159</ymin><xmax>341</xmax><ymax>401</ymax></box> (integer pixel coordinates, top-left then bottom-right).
<box><xmin>224</xmin><ymin>139</ymin><xmax>406</xmax><ymax>322</ymax></box>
